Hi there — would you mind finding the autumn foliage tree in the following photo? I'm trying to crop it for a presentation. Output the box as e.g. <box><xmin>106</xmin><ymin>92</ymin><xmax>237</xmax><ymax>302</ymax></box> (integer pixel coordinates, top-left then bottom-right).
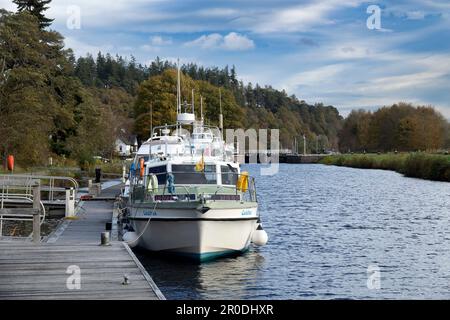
<box><xmin>133</xmin><ymin>69</ymin><xmax>245</xmax><ymax>142</ymax></box>
<box><xmin>338</xmin><ymin>103</ymin><xmax>448</xmax><ymax>153</ymax></box>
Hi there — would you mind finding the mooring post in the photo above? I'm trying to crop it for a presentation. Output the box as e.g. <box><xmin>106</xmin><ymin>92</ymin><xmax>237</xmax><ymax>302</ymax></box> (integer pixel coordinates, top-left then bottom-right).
<box><xmin>32</xmin><ymin>182</ymin><xmax>41</xmax><ymax>244</ymax></box>
<box><xmin>65</xmin><ymin>188</ymin><xmax>75</xmax><ymax>218</ymax></box>
<box><xmin>101</xmin><ymin>231</ymin><xmax>110</xmax><ymax>246</ymax></box>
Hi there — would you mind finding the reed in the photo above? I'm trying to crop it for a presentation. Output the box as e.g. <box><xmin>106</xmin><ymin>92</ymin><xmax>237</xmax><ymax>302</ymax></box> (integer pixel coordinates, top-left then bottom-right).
<box><xmin>320</xmin><ymin>153</ymin><xmax>450</xmax><ymax>182</ymax></box>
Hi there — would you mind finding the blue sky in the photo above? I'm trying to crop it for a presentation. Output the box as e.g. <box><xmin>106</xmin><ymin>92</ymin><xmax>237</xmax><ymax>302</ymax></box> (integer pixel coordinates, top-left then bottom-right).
<box><xmin>2</xmin><ymin>0</ymin><xmax>450</xmax><ymax>118</ymax></box>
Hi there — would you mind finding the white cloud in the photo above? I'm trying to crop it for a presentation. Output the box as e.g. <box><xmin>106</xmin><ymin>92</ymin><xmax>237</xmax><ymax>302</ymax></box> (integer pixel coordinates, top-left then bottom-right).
<box><xmin>0</xmin><ymin>0</ymin><xmax>15</xmax><ymax>11</ymax></box>
<box><xmin>222</xmin><ymin>32</ymin><xmax>255</xmax><ymax>50</ymax></box>
<box><xmin>186</xmin><ymin>33</ymin><xmax>223</xmax><ymax>49</ymax></box>
<box><xmin>196</xmin><ymin>8</ymin><xmax>238</xmax><ymax>18</ymax></box>
<box><xmin>282</xmin><ymin>64</ymin><xmax>346</xmax><ymax>91</ymax></box>
<box><xmin>150</xmin><ymin>35</ymin><xmax>172</xmax><ymax>46</ymax></box>
<box><xmin>64</xmin><ymin>36</ymin><xmax>114</xmax><ymax>56</ymax></box>
<box><xmin>251</xmin><ymin>0</ymin><xmax>365</xmax><ymax>33</ymax></box>
<box><xmin>140</xmin><ymin>35</ymin><xmax>172</xmax><ymax>52</ymax></box>
<box><xmin>406</xmin><ymin>11</ymin><xmax>426</xmax><ymax>20</ymax></box>
<box><xmin>140</xmin><ymin>44</ymin><xmax>161</xmax><ymax>52</ymax></box>
<box><xmin>185</xmin><ymin>32</ymin><xmax>254</xmax><ymax>51</ymax></box>
<box><xmin>279</xmin><ymin>50</ymin><xmax>450</xmax><ymax>118</ymax></box>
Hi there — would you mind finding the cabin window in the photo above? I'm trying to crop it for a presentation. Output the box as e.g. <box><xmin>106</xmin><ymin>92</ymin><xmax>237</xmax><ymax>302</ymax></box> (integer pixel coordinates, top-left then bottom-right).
<box><xmin>172</xmin><ymin>165</ymin><xmax>217</xmax><ymax>185</ymax></box>
<box><xmin>221</xmin><ymin>165</ymin><xmax>238</xmax><ymax>185</ymax></box>
<box><xmin>148</xmin><ymin>165</ymin><xmax>167</xmax><ymax>184</ymax></box>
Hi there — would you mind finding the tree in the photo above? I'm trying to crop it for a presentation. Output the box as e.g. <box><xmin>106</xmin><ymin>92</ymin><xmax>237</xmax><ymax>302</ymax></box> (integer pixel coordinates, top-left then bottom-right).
<box><xmin>0</xmin><ymin>10</ymin><xmax>117</xmax><ymax>166</ymax></box>
<box><xmin>133</xmin><ymin>69</ymin><xmax>245</xmax><ymax>141</ymax></box>
<box><xmin>0</xmin><ymin>11</ymin><xmax>56</xmax><ymax>164</ymax></box>
<box><xmin>338</xmin><ymin>103</ymin><xmax>448</xmax><ymax>152</ymax></box>
<box><xmin>13</xmin><ymin>0</ymin><xmax>53</xmax><ymax>28</ymax></box>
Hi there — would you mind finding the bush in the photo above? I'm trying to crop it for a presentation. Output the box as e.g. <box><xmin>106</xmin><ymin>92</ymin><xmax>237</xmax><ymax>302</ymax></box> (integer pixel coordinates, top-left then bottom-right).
<box><xmin>321</xmin><ymin>153</ymin><xmax>450</xmax><ymax>182</ymax></box>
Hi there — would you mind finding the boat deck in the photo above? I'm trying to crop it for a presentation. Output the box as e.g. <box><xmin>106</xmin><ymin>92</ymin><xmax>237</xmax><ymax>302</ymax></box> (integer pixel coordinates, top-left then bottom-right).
<box><xmin>0</xmin><ymin>182</ymin><xmax>165</xmax><ymax>300</ymax></box>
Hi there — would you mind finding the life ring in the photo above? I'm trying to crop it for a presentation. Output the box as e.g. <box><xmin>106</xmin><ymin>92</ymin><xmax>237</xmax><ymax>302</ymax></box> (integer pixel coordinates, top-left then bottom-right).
<box><xmin>7</xmin><ymin>155</ymin><xmax>14</xmax><ymax>171</ymax></box>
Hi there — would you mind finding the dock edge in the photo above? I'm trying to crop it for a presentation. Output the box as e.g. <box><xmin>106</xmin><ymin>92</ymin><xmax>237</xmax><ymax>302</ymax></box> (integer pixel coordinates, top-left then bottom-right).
<box><xmin>122</xmin><ymin>242</ymin><xmax>166</xmax><ymax>300</ymax></box>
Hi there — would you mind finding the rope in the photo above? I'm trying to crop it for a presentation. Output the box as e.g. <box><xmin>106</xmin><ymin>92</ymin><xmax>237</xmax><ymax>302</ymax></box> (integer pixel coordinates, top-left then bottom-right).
<box><xmin>124</xmin><ymin>197</ymin><xmax>159</xmax><ymax>246</ymax></box>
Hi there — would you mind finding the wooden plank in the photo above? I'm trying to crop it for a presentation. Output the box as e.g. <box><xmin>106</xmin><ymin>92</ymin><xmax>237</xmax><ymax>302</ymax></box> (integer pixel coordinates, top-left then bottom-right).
<box><xmin>0</xmin><ymin>290</ymin><xmax>157</xmax><ymax>300</ymax></box>
<box><xmin>0</xmin><ymin>194</ymin><xmax>163</xmax><ymax>300</ymax></box>
<box><xmin>0</xmin><ymin>268</ymin><xmax>143</xmax><ymax>276</ymax></box>
<box><xmin>0</xmin><ymin>262</ymin><xmax>137</xmax><ymax>271</ymax></box>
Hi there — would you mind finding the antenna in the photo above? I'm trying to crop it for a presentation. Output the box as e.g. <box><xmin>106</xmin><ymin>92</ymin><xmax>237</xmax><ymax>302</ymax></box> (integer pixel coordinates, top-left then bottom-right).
<box><xmin>149</xmin><ymin>102</ymin><xmax>153</xmax><ymax>160</ymax></box>
<box><xmin>150</xmin><ymin>102</ymin><xmax>153</xmax><ymax>138</ymax></box>
<box><xmin>192</xmin><ymin>89</ymin><xmax>195</xmax><ymax>116</ymax></box>
<box><xmin>200</xmin><ymin>96</ymin><xmax>204</xmax><ymax>124</ymax></box>
<box><xmin>219</xmin><ymin>89</ymin><xmax>224</xmax><ymax>134</ymax></box>
<box><xmin>175</xmin><ymin>61</ymin><xmax>195</xmax><ymax>125</ymax></box>
<box><xmin>177</xmin><ymin>59</ymin><xmax>181</xmax><ymax>116</ymax></box>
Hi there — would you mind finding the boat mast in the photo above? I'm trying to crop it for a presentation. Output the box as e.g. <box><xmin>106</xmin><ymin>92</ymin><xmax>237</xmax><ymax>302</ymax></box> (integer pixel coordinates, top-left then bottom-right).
<box><xmin>177</xmin><ymin>59</ymin><xmax>181</xmax><ymax>134</ymax></box>
<box><xmin>219</xmin><ymin>89</ymin><xmax>224</xmax><ymax>139</ymax></box>
<box><xmin>192</xmin><ymin>89</ymin><xmax>195</xmax><ymax>118</ymax></box>
<box><xmin>149</xmin><ymin>102</ymin><xmax>153</xmax><ymax>160</ymax></box>
<box><xmin>200</xmin><ymin>96</ymin><xmax>204</xmax><ymax>124</ymax></box>
<box><xmin>150</xmin><ymin>102</ymin><xmax>153</xmax><ymax>138</ymax></box>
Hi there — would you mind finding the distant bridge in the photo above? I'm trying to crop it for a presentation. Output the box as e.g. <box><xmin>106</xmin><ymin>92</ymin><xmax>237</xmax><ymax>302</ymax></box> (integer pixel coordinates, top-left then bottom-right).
<box><xmin>243</xmin><ymin>152</ymin><xmax>328</xmax><ymax>164</ymax></box>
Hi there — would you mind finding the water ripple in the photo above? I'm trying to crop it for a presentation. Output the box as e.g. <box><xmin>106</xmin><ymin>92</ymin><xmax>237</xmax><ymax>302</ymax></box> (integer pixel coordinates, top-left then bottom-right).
<box><xmin>138</xmin><ymin>164</ymin><xmax>450</xmax><ymax>299</ymax></box>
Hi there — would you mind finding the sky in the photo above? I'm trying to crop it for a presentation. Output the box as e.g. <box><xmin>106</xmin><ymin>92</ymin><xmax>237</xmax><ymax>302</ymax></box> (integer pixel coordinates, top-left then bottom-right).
<box><xmin>1</xmin><ymin>0</ymin><xmax>450</xmax><ymax>118</ymax></box>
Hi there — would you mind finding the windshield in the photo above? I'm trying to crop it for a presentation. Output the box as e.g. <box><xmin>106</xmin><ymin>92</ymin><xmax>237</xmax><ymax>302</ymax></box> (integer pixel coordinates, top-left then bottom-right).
<box><xmin>172</xmin><ymin>165</ymin><xmax>217</xmax><ymax>185</ymax></box>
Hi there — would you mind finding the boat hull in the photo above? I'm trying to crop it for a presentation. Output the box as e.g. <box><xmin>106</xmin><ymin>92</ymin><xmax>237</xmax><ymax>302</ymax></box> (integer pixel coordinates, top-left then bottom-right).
<box><xmin>129</xmin><ymin>207</ymin><xmax>258</xmax><ymax>262</ymax></box>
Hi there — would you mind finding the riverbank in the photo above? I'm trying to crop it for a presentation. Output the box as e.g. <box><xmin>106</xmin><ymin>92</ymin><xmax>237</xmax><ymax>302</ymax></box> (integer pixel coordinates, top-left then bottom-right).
<box><xmin>320</xmin><ymin>153</ymin><xmax>450</xmax><ymax>182</ymax></box>
<box><xmin>0</xmin><ymin>160</ymin><xmax>126</xmax><ymax>179</ymax></box>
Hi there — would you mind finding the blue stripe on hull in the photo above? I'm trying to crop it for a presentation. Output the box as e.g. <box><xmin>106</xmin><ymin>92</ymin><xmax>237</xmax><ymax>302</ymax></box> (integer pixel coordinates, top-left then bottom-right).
<box><xmin>148</xmin><ymin>247</ymin><xmax>250</xmax><ymax>263</ymax></box>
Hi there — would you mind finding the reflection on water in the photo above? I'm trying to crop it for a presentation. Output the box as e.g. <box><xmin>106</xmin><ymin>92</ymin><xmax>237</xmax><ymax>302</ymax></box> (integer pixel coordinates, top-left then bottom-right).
<box><xmin>135</xmin><ymin>249</ymin><xmax>267</xmax><ymax>300</ymax></box>
<box><xmin>136</xmin><ymin>164</ymin><xmax>450</xmax><ymax>299</ymax></box>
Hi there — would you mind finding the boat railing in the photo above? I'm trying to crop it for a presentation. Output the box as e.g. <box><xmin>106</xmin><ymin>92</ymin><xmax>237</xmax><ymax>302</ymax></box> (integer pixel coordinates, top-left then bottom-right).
<box><xmin>130</xmin><ymin>172</ymin><xmax>257</xmax><ymax>203</ymax></box>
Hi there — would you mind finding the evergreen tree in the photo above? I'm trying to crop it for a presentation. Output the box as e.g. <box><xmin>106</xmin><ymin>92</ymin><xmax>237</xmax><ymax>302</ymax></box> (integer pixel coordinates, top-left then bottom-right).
<box><xmin>13</xmin><ymin>0</ymin><xmax>53</xmax><ymax>28</ymax></box>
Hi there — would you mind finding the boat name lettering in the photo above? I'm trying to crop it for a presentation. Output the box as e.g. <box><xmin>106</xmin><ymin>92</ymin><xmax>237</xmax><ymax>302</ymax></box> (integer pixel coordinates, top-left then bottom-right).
<box><xmin>143</xmin><ymin>210</ymin><xmax>157</xmax><ymax>216</ymax></box>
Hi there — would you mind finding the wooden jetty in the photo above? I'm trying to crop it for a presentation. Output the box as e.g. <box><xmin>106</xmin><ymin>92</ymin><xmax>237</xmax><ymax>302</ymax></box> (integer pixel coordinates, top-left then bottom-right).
<box><xmin>0</xmin><ymin>182</ymin><xmax>165</xmax><ymax>300</ymax></box>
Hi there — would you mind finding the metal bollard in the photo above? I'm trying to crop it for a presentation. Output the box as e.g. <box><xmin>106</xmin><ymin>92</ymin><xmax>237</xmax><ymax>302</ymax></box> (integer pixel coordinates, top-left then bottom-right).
<box><xmin>95</xmin><ymin>168</ymin><xmax>102</xmax><ymax>183</ymax></box>
<box><xmin>100</xmin><ymin>231</ymin><xmax>110</xmax><ymax>246</ymax></box>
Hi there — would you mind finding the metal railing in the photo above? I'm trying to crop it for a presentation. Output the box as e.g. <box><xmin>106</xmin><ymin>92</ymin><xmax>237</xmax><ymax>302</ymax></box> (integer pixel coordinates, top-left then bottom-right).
<box><xmin>0</xmin><ymin>174</ymin><xmax>78</xmax><ymax>203</ymax></box>
<box><xmin>129</xmin><ymin>171</ymin><xmax>258</xmax><ymax>203</ymax></box>
<box><xmin>0</xmin><ymin>179</ymin><xmax>45</xmax><ymax>242</ymax></box>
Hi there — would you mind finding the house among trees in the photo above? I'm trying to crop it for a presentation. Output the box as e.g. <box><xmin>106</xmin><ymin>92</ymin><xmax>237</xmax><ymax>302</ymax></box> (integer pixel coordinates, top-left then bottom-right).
<box><xmin>115</xmin><ymin>129</ymin><xmax>138</xmax><ymax>157</ymax></box>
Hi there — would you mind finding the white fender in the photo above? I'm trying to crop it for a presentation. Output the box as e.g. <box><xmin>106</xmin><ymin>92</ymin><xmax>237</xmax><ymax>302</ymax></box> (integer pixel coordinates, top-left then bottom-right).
<box><xmin>252</xmin><ymin>224</ymin><xmax>268</xmax><ymax>246</ymax></box>
<box><xmin>123</xmin><ymin>231</ymin><xmax>139</xmax><ymax>248</ymax></box>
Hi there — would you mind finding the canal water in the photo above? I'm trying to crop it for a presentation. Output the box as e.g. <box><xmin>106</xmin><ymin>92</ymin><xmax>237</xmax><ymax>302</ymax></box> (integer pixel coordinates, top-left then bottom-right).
<box><xmin>136</xmin><ymin>164</ymin><xmax>450</xmax><ymax>299</ymax></box>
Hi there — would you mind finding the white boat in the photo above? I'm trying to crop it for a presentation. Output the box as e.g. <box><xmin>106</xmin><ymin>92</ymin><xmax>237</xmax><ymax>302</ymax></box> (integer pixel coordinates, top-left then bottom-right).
<box><xmin>122</xmin><ymin>64</ymin><xmax>268</xmax><ymax>262</ymax></box>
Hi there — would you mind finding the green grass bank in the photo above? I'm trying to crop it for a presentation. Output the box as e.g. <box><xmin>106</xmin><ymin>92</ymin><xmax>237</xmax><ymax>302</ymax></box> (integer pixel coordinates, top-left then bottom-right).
<box><xmin>320</xmin><ymin>153</ymin><xmax>450</xmax><ymax>182</ymax></box>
